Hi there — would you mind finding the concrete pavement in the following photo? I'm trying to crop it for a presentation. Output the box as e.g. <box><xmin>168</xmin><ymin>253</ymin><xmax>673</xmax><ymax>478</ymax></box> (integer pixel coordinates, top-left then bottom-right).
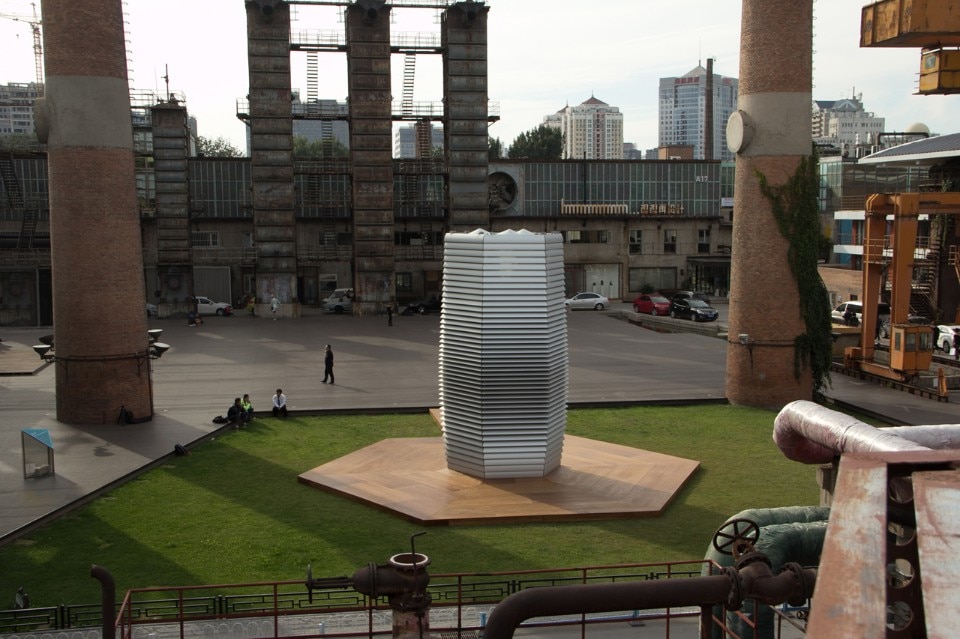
<box><xmin>1</xmin><ymin>305</ymin><xmax>957</xmax><ymax>544</ymax></box>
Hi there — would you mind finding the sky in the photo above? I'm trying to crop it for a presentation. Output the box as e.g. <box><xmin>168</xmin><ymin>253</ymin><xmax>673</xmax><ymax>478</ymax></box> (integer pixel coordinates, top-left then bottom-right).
<box><xmin>1</xmin><ymin>0</ymin><xmax>955</xmax><ymax>153</ymax></box>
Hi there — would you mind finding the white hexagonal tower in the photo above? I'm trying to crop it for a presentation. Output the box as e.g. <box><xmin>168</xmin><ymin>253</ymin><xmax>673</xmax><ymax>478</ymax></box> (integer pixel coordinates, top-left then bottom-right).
<box><xmin>439</xmin><ymin>229</ymin><xmax>568</xmax><ymax>478</ymax></box>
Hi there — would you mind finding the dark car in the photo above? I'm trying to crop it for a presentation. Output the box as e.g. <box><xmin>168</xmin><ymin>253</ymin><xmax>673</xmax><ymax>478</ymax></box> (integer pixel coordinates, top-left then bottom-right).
<box><xmin>669</xmin><ymin>297</ymin><xmax>719</xmax><ymax>322</ymax></box>
<box><xmin>403</xmin><ymin>295</ymin><xmax>442</xmax><ymax>315</ymax></box>
<box><xmin>670</xmin><ymin>290</ymin><xmax>712</xmax><ymax>305</ymax></box>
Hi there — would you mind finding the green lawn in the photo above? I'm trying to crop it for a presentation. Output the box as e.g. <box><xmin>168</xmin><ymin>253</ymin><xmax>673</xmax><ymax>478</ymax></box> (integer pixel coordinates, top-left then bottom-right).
<box><xmin>0</xmin><ymin>405</ymin><xmax>820</xmax><ymax>607</ymax></box>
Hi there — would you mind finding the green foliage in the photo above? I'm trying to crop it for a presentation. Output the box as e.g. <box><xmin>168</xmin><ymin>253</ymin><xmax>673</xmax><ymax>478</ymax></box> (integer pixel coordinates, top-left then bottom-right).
<box><xmin>0</xmin><ymin>133</ymin><xmax>42</xmax><ymax>152</ymax></box>
<box><xmin>293</xmin><ymin>136</ymin><xmax>348</xmax><ymax>159</ymax></box>
<box><xmin>489</xmin><ymin>136</ymin><xmax>503</xmax><ymax>160</ymax></box>
<box><xmin>195</xmin><ymin>135</ymin><xmax>243</xmax><ymax>158</ymax></box>
<box><xmin>507</xmin><ymin>124</ymin><xmax>563</xmax><ymax>160</ymax></box>
<box><xmin>0</xmin><ymin>406</ymin><xmax>819</xmax><ymax>606</ymax></box>
<box><xmin>755</xmin><ymin>152</ymin><xmax>834</xmax><ymax>396</ymax></box>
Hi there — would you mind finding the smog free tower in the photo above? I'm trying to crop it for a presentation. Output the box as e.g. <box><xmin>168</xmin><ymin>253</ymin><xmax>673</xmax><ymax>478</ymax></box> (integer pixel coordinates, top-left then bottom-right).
<box><xmin>439</xmin><ymin>229</ymin><xmax>568</xmax><ymax>479</ymax></box>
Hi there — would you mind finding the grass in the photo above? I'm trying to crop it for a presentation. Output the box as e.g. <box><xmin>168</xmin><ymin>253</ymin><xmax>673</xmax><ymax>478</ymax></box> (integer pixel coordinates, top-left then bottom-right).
<box><xmin>0</xmin><ymin>405</ymin><xmax>820</xmax><ymax>608</ymax></box>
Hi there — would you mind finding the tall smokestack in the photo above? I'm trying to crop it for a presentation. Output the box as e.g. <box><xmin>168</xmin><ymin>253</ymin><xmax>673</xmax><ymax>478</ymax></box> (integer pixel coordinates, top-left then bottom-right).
<box><xmin>38</xmin><ymin>0</ymin><xmax>153</xmax><ymax>423</ymax></box>
<box><xmin>725</xmin><ymin>1</ymin><xmax>813</xmax><ymax>408</ymax></box>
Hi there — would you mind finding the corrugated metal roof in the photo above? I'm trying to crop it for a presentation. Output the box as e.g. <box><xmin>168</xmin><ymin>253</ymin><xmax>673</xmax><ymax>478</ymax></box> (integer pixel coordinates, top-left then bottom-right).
<box><xmin>859</xmin><ymin>132</ymin><xmax>960</xmax><ymax>165</ymax></box>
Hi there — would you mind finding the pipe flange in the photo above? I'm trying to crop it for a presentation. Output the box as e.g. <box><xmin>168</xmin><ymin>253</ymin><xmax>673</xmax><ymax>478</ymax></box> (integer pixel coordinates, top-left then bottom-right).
<box><xmin>723</xmin><ymin>566</ymin><xmax>743</xmax><ymax>611</ymax></box>
<box><xmin>734</xmin><ymin>550</ymin><xmax>772</xmax><ymax>573</ymax></box>
<box><xmin>781</xmin><ymin>562</ymin><xmax>812</xmax><ymax>606</ymax></box>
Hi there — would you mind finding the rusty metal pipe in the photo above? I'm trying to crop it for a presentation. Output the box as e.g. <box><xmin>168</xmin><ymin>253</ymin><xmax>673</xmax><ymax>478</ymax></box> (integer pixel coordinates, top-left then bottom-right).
<box><xmin>91</xmin><ymin>565</ymin><xmax>115</xmax><ymax>639</ymax></box>
<box><xmin>483</xmin><ymin>575</ymin><xmax>731</xmax><ymax>639</ymax></box>
<box><xmin>773</xmin><ymin>400</ymin><xmax>931</xmax><ymax>464</ymax></box>
<box><xmin>739</xmin><ymin>562</ymin><xmax>816</xmax><ymax>606</ymax></box>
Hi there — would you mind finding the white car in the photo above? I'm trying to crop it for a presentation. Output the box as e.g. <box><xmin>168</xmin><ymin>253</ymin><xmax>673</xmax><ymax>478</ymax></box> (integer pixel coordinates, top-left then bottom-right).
<box><xmin>195</xmin><ymin>296</ymin><xmax>233</xmax><ymax>316</ymax></box>
<box><xmin>831</xmin><ymin>301</ymin><xmax>891</xmax><ymax>334</ymax></box>
<box><xmin>146</xmin><ymin>303</ymin><xmax>158</xmax><ymax>318</ymax></box>
<box><xmin>323</xmin><ymin>288</ymin><xmax>354</xmax><ymax>314</ymax></box>
<box><xmin>565</xmin><ymin>292</ymin><xmax>609</xmax><ymax>311</ymax></box>
<box><xmin>936</xmin><ymin>324</ymin><xmax>960</xmax><ymax>354</ymax></box>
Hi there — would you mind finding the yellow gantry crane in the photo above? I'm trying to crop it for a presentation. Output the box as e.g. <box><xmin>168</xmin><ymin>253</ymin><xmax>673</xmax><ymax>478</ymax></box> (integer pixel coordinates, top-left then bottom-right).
<box><xmin>0</xmin><ymin>2</ymin><xmax>43</xmax><ymax>96</ymax></box>
<box><xmin>861</xmin><ymin>0</ymin><xmax>960</xmax><ymax>94</ymax></box>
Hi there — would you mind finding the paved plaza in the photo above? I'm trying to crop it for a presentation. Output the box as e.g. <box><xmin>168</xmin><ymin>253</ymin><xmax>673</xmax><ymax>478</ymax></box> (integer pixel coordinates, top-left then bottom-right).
<box><xmin>1</xmin><ymin>305</ymin><xmax>957</xmax><ymax>543</ymax></box>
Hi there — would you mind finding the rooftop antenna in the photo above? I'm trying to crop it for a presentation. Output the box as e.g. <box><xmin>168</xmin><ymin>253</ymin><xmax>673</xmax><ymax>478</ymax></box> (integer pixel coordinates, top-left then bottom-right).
<box><xmin>162</xmin><ymin>64</ymin><xmax>170</xmax><ymax>102</ymax></box>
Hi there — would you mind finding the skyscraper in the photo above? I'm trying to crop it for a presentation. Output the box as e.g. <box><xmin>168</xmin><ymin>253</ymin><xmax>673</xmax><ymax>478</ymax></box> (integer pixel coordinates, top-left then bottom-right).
<box><xmin>544</xmin><ymin>97</ymin><xmax>623</xmax><ymax>160</ymax></box>
<box><xmin>659</xmin><ymin>64</ymin><xmax>738</xmax><ymax>161</ymax></box>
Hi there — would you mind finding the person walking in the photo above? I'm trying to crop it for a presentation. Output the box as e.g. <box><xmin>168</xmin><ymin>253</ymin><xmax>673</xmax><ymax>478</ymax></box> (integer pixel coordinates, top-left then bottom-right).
<box><xmin>270</xmin><ymin>296</ymin><xmax>280</xmax><ymax>320</ymax></box>
<box><xmin>272</xmin><ymin>388</ymin><xmax>288</xmax><ymax>417</ymax></box>
<box><xmin>387</xmin><ymin>302</ymin><xmax>393</xmax><ymax>327</ymax></box>
<box><xmin>953</xmin><ymin>328</ymin><xmax>960</xmax><ymax>361</ymax></box>
<box><xmin>322</xmin><ymin>344</ymin><xmax>335</xmax><ymax>384</ymax></box>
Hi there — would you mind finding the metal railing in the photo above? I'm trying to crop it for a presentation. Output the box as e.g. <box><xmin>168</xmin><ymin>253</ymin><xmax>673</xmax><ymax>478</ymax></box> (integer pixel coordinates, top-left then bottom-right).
<box><xmin>1</xmin><ymin>560</ymin><xmax>810</xmax><ymax>638</ymax></box>
<box><xmin>237</xmin><ymin>99</ymin><xmax>500</xmax><ymax>122</ymax></box>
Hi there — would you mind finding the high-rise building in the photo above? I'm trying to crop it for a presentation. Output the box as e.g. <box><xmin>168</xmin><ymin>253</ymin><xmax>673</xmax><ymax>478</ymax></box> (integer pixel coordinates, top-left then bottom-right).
<box><xmin>543</xmin><ymin>97</ymin><xmax>623</xmax><ymax>160</ymax></box>
<box><xmin>0</xmin><ymin>82</ymin><xmax>41</xmax><ymax>136</ymax></box>
<box><xmin>658</xmin><ymin>64</ymin><xmax>738</xmax><ymax>161</ymax></box>
<box><xmin>811</xmin><ymin>94</ymin><xmax>885</xmax><ymax>148</ymax></box>
<box><xmin>394</xmin><ymin>121</ymin><xmax>443</xmax><ymax>158</ymax></box>
<box><xmin>291</xmin><ymin>94</ymin><xmax>350</xmax><ymax>149</ymax></box>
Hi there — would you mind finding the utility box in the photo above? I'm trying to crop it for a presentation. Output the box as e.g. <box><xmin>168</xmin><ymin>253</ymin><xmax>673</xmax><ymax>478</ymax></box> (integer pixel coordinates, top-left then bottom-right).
<box><xmin>919</xmin><ymin>48</ymin><xmax>960</xmax><ymax>94</ymax></box>
<box><xmin>861</xmin><ymin>0</ymin><xmax>960</xmax><ymax>47</ymax></box>
<box><xmin>22</xmin><ymin>429</ymin><xmax>55</xmax><ymax>479</ymax></box>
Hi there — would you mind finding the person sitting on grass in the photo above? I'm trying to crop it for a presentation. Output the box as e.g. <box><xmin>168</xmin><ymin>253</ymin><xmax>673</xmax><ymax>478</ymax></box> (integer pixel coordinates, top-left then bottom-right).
<box><xmin>227</xmin><ymin>397</ymin><xmax>247</xmax><ymax>428</ymax></box>
<box><xmin>242</xmin><ymin>394</ymin><xmax>254</xmax><ymax>421</ymax></box>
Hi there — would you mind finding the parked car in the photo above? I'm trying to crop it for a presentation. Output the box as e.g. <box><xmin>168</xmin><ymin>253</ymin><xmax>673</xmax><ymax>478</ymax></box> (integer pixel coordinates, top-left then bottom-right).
<box><xmin>632</xmin><ymin>294</ymin><xmax>671</xmax><ymax>315</ymax></box>
<box><xmin>565</xmin><ymin>292</ymin><xmax>609</xmax><ymax>311</ymax></box>
<box><xmin>935</xmin><ymin>324</ymin><xmax>960</xmax><ymax>354</ymax></box>
<box><xmin>831</xmin><ymin>301</ymin><xmax>891</xmax><ymax>333</ymax></box>
<box><xmin>323</xmin><ymin>288</ymin><xmax>354</xmax><ymax>314</ymax></box>
<box><xmin>669</xmin><ymin>297</ymin><xmax>719</xmax><ymax>322</ymax></box>
<box><xmin>668</xmin><ymin>290</ymin><xmax>712</xmax><ymax>305</ymax></box>
<box><xmin>403</xmin><ymin>296</ymin><xmax>442</xmax><ymax>315</ymax></box>
<box><xmin>195</xmin><ymin>296</ymin><xmax>232</xmax><ymax>316</ymax></box>
<box><xmin>146</xmin><ymin>303</ymin><xmax>158</xmax><ymax>318</ymax></box>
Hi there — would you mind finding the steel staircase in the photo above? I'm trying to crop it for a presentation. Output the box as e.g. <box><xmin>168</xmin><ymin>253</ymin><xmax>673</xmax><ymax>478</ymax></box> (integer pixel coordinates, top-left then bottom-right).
<box><xmin>402</xmin><ymin>53</ymin><xmax>415</xmax><ymax>117</ymax></box>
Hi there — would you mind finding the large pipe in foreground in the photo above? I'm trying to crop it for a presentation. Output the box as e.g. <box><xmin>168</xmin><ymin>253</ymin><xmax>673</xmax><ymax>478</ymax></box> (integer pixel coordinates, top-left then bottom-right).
<box><xmin>91</xmin><ymin>565</ymin><xmax>116</xmax><ymax>639</ymax></box>
<box><xmin>483</xmin><ymin>577</ymin><xmax>730</xmax><ymax>639</ymax></box>
<box><xmin>772</xmin><ymin>400</ymin><xmax>945</xmax><ymax>464</ymax></box>
<box><xmin>484</xmin><ymin>559</ymin><xmax>816</xmax><ymax>639</ymax></box>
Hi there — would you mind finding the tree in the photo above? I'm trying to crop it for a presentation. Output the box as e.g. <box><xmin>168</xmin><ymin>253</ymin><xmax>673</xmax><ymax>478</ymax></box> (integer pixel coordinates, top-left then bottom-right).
<box><xmin>196</xmin><ymin>136</ymin><xmax>242</xmax><ymax>158</ymax></box>
<box><xmin>293</xmin><ymin>136</ymin><xmax>349</xmax><ymax>159</ymax></box>
<box><xmin>506</xmin><ymin>124</ymin><xmax>563</xmax><ymax>160</ymax></box>
<box><xmin>0</xmin><ymin>133</ymin><xmax>42</xmax><ymax>152</ymax></box>
<box><xmin>489</xmin><ymin>136</ymin><xmax>503</xmax><ymax>160</ymax></box>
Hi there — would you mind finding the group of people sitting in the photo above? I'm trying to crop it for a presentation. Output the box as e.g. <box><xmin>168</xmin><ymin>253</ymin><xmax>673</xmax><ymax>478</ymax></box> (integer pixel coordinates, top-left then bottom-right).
<box><xmin>225</xmin><ymin>389</ymin><xmax>289</xmax><ymax>427</ymax></box>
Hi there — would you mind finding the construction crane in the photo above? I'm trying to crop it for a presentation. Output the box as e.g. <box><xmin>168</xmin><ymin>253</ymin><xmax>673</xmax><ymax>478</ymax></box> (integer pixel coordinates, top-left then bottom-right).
<box><xmin>0</xmin><ymin>2</ymin><xmax>43</xmax><ymax>96</ymax></box>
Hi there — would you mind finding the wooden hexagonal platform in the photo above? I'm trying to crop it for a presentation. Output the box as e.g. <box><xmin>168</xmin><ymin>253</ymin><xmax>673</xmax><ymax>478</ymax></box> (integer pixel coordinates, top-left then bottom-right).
<box><xmin>298</xmin><ymin>435</ymin><xmax>699</xmax><ymax>525</ymax></box>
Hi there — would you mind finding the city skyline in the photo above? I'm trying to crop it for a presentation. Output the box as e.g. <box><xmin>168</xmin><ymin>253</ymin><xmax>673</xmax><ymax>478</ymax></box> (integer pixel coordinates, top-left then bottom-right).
<box><xmin>0</xmin><ymin>0</ymin><xmax>954</xmax><ymax>154</ymax></box>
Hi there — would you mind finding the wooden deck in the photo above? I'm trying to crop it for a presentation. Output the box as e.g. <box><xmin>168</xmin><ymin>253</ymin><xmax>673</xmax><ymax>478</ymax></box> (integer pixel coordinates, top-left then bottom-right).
<box><xmin>298</xmin><ymin>435</ymin><xmax>699</xmax><ymax>525</ymax></box>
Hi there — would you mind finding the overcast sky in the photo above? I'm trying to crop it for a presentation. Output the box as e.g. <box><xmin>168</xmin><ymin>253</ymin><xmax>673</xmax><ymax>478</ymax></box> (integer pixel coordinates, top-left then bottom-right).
<box><xmin>1</xmin><ymin>0</ymin><xmax>954</xmax><ymax>153</ymax></box>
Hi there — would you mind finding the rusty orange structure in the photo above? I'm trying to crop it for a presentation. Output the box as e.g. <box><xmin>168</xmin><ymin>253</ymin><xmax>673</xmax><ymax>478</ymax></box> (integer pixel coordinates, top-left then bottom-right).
<box><xmin>846</xmin><ymin>192</ymin><xmax>960</xmax><ymax>381</ymax></box>
<box><xmin>861</xmin><ymin>0</ymin><xmax>960</xmax><ymax>94</ymax></box>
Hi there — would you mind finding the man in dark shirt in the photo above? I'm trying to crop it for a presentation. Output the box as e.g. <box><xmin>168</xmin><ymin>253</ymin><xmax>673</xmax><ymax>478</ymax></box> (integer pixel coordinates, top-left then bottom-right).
<box><xmin>227</xmin><ymin>397</ymin><xmax>246</xmax><ymax>427</ymax></box>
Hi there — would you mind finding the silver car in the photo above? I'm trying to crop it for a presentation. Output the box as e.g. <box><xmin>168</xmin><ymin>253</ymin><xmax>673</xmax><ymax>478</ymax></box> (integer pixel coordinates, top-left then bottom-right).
<box><xmin>565</xmin><ymin>292</ymin><xmax>609</xmax><ymax>311</ymax></box>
